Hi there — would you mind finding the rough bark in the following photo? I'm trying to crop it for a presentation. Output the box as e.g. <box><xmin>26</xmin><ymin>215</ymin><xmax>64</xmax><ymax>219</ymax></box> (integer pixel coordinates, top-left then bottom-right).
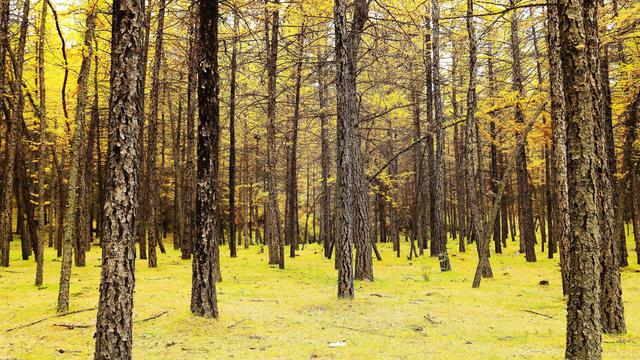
<box><xmin>93</xmin><ymin>0</ymin><xmax>144</xmax><ymax>356</ymax></box>
<box><xmin>559</xmin><ymin>0</ymin><xmax>603</xmax><ymax>357</ymax></box>
<box><xmin>190</xmin><ymin>0</ymin><xmax>220</xmax><ymax>318</ymax></box>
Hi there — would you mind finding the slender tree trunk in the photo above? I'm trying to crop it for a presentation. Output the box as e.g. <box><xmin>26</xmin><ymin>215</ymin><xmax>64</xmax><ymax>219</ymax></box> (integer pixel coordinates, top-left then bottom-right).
<box><xmin>265</xmin><ymin>0</ymin><xmax>282</xmax><ymax>267</ymax></box>
<box><xmin>317</xmin><ymin>49</ymin><xmax>332</xmax><ymax>259</ymax></box>
<box><xmin>547</xmin><ymin>0</ymin><xmax>570</xmax><ymax>294</ymax></box>
<box><xmin>57</xmin><ymin>2</ymin><xmax>96</xmax><ymax>313</ymax></box>
<box><xmin>466</xmin><ymin>0</ymin><xmax>492</xmax><ymax>288</ymax></box>
<box><xmin>286</xmin><ymin>25</ymin><xmax>305</xmax><ymax>258</ymax></box>
<box><xmin>35</xmin><ymin>0</ymin><xmax>48</xmax><ymax>286</ymax></box>
<box><xmin>228</xmin><ymin>9</ymin><xmax>238</xmax><ymax>258</ymax></box>
<box><xmin>182</xmin><ymin>6</ymin><xmax>198</xmax><ymax>260</ymax></box>
<box><xmin>431</xmin><ymin>0</ymin><xmax>450</xmax><ymax>271</ymax></box>
<box><xmin>144</xmin><ymin>0</ymin><xmax>166</xmax><ymax>268</ymax></box>
<box><xmin>509</xmin><ymin>1</ymin><xmax>536</xmax><ymax>262</ymax></box>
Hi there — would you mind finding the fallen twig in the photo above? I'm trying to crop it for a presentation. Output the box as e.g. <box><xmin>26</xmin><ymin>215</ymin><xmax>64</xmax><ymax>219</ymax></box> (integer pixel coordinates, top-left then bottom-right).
<box><xmin>424</xmin><ymin>314</ymin><xmax>442</xmax><ymax>325</ymax></box>
<box><xmin>53</xmin><ymin>323</ymin><xmax>91</xmax><ymax>329</ymax></box>
<box><xmin>522</xmin><ymin>310</ymin><xmax>555</xmax><ymax>319</ymax></box>
<box><xmin>334</xmin><ymin>325</ymin><xmax>395</xmax><ymax>338</ymax></box>
<box><xmin>135</xmin><ymin>311</ymin><xmax>168</xmax><ymax>323</ymax></box>
<box><xmin>6</xmin><ymin>307</ymin><xmax>97</xmax><ymax>332</ymax></box>
<box><xmin>228</xmin><ymin>319</ymin><xmax>248</xmax><ymax>329</ymax></box>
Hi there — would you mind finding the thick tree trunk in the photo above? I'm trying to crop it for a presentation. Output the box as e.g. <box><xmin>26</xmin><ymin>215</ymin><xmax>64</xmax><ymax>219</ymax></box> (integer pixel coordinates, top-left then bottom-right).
<box><xmin>559</xmin><ymin>0</ymin><xmax>603</xmax><ymax>357</ymax></box>
<box><xmin>93</xmin><ymin>0</ymin><xmax>144</xmax><ymax>356</ymax></box>
<box><xmin>190</xmin><ymin>0</ymin><xmax>220</xmax><ymax>318</ymax></box>
<box><xmin>334</xmin><ymin>0</ymin><xmax>369</xmax><ymax>296</ymax></box>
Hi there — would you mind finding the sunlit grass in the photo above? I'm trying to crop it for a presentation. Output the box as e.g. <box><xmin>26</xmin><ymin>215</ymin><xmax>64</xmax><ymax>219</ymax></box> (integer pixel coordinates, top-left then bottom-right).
<box><xmin>0</xmin><ymin>234</ymin><xmax>638</xmax><ymax>359</ymax></box>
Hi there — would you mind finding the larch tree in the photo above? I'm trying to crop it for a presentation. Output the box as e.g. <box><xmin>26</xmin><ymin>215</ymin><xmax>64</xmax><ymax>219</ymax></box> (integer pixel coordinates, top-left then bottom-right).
<box><xmin>508</xmin><ymin>0</ymin><xmax>536</xmax><ymax>263</ymax></box>
<box><xmin>57</xmin><ymin>0</ymin><xmax>97</xmax><ymax>314</ymax></box>
<box><xmin>430</xmin><ymin>0</ymin><xmax>451</xmax><ymax>272</ymax></box>
<box><xmin>334</xmin><ymin>0</ymin><xmax>371</xmax><ymax>297</ymax></box>
<box><xmin>190</xmin><ymin>0</ymin><xmax>220</xmax><ymax>318</ymax></box>
<box><xmin>93</xmin><ymin>0</ymin><xmax>145</xmax><ymax>356</ymax></box>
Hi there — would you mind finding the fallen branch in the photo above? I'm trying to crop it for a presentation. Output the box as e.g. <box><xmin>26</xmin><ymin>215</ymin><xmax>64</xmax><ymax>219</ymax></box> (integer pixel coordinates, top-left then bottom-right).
<box><xmin>6</xmin><ymin>307</ymin><xmax>96</xmax><ymax>332</ymax></box>
<box><xmin>522</xmin><ymin>309</ymin><xmax>555</xmax><ymax>319</ymax></box>
<box><xmin>424</xmin><ymin>314</ymin><xmax>442</xmax><ymax>325</ymax></box>
<box><xmin>334</xmin><ymin>324</ymin><xmax>395</xmax><ymax>338</ymax></box>
<box><xmin>135</xmin><ymin>311</ymin><xmax>168</xmax><ymax>323</ymax></box>
<box><xmin>53</xmin><ymin>323</ymin><xmax>91</xmax><ymax>329</ymax></box>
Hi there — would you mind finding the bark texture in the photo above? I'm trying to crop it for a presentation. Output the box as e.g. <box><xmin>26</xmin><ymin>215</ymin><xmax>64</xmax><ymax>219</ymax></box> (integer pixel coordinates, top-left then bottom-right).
<box><xmin>93</xmin><ymin>0</ymin><xmax>145</xmax><ymax>356</ymax></box>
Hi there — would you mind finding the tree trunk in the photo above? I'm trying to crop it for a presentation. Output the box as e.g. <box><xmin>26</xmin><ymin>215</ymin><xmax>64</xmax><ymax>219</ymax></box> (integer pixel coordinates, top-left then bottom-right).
<box><xmin>317</xmin><ymin>49</ymin><xmax>332</xmax><ymax>259</ymax></box>
<box><xmin>57</xmin><ymin>2</ymin><xmax>96</xmax><ymax>313</ymax></box>
<box><xmin>509</xmin><ymin>1</ymin><xmax>536</xmax><ymax>262</ymax></box>
<box><xmin>559</xmin><ymin>0</ymin><xmax>603</xmax><ymax>357</ymax></box>
<box><xmin>466</xmin><ymin>0</ymin><xmax>492</xmax><ymax>288</ymax></box>
<box><xmin>431</xmin><ymin>0</ymin><xmax>450</xmax><ymax>271</ymax></box>
<box><xmin>0</xmin><ymin>0</ymin><xmax>30</xmax><ymax>267</ymax></box>
<box><xmin>228</xmin><ymin>9</ymin><xmax>238</xmax><ymax>258</ymax></box>
<box><xmin>35</xmin><ymin>0</ymin><xmax>48</xmax><ymax>286</ymax></box>
<box><xmin>265</xmin><ymin>0</ymin><xmax>282</xmax><ymax>267</ymax></box>
<box><xmin>286</xmin><ymin>25</ymin><xmax>305</xmax><ymax>258</ymax></box>
<box><xmin>190</xmin><ymin>0</ymin><xmax>220</xmax><ymax>318</ymax></box>
<box><xmin>93</xmin><ymin>0</ymin><xmax>144</xmax><ymax>356</ymax></box>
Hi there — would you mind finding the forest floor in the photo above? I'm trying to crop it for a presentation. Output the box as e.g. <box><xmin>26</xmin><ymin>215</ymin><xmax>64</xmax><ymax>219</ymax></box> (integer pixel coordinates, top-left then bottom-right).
<box><xmin>0</xmin><ymin>235</ymin><xmax>639</xmax><ymax>359</ymax></box>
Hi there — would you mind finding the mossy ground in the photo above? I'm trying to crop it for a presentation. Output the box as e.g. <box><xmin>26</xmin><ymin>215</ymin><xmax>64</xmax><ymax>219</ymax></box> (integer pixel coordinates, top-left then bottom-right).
<box><xmin>1</xmin><ymin>235</ymin><xmax>639</xmax><ymax>359</ymax></box>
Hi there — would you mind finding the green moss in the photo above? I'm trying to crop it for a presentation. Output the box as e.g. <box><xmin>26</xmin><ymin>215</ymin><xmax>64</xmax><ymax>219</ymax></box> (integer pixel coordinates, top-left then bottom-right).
<box><xmin>0</xmin><ymin>236</ymin><xmax>638</xmax><ymax>359</ymax></box>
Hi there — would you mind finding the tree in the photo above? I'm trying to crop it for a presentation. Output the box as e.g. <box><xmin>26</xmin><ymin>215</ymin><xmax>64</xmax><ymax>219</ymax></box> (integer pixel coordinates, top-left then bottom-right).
<box><xmin>35</xmin><ymin>0</ymin><xmax>48</xmax><ymax>286</ymax></box>
<box><xmin>93</xmin><ymin>0</ymin><xmax>145</xmax><ymax>356</ymax></box>
<box><xmin>190</xmin><ymin>0</ymin><xmax>220</xmax><ymax>318</ymax></box>
<box><xmin>228</xmin><ymin>8</ymin><xmax>238</xmax><ymax>258</ymax></box>
<box><xmin>465</xmin><ymin>0</ymin><xmax>492</xmax><ymax>288</ymax></box>
<box><xmin>57</xmin><ymin>0</ymin><xmax>97</xmax><ymax>313</ymax></box>
<box><xmin>334</xmin><ymin>0</ymin><xmax>370</xmax><ymax>297</ymax></box>
<box><xmin>265</xmin><ymin>0</ymin><xmax>283</xmax><ymax>268</ymax></box>
<box><xmin>546</xmin><ymin>0</ymin><xmax>570</xmax><ymax>296</ymax></box>
<box><xmin>509</xmin><ymin>0</ymin><xmax>535</xmax><ymax>262</ymax></box>
<box><xmin>430</xmin><ymin>0</ymin><xmax>451</xmax><ymax>271</ymax></box>
<box><xmin>559</xmin><ymin>0</ymin><xmax>603</xmax><ymax>357</ymax></box>
<box><xmin>146</xmin><ymin>0</ymin><xmax>167</xmax><ymax>268</ymax></box>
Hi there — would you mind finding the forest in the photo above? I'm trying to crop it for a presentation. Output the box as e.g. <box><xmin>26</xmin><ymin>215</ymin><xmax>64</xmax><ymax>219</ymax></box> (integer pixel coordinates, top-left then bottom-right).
<box><xmin>0</xmin><ymin>0</ymin><xmax>639</xmax><ymax>358</ymax></box>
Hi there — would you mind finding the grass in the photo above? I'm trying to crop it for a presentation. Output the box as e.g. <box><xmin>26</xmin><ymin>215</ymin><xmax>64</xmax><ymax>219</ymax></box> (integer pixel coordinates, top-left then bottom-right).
<box><xmin>0</xmin><ymin>235</ymin><xmax>639</xmax><ymax>359</ymax></box>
